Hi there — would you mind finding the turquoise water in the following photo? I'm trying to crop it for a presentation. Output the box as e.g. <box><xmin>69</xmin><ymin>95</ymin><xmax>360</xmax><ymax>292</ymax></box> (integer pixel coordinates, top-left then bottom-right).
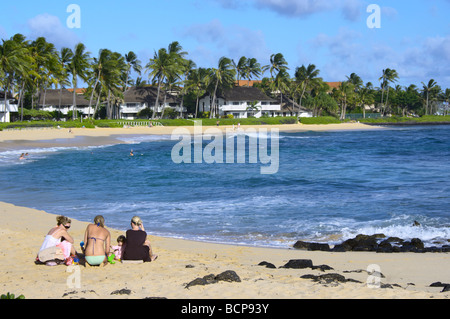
<box><xmin>1</xmin><ymin>125</ymin><xmax>449</xmax><ymax>248</ymax></box>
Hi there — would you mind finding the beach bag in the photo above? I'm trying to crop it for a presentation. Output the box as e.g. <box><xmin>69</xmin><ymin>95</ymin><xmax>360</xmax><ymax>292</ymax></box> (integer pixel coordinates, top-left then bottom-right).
<box><xmin>38</xmin><ymin>246</ymin><xmax>65</xmax><ymax>263</ymax></box>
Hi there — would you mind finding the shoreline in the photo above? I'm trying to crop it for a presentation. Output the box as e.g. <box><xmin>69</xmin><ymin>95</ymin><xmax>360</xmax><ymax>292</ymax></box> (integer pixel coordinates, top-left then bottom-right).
<box><xmin>0</xmin><ymin>201</ymin><xmax>449</xmax><ymax>299</ymax></box>
<box><xmin>0</xmin><ymin>122</ymin><xmax>385</xmax><ymax>143</ymax></box>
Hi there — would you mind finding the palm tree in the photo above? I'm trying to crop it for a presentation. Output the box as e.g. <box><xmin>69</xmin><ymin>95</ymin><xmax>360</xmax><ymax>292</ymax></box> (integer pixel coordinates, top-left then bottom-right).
<box><xmin>267</xmin><ymin>53</ymin><xmax>289</xmax><ymax>80</ymax></box>
<box><xmin>29</xmin><ymin>37</ymin><xmax>59</xmax><ymax>109</ymax></box>
<box><xmin>102</xmin><ymin>51</ymin><xmax>126</xmax><ymax>119</ymax></box>
<box><xmin>145</xmin><ymin>42</ymin><xmax>184</xmax><ymax>119</ymax></box>
<box><xmin>68</xmin><ymin>43</ymin><xmax>91</xmax><ymax>120</ymax></box>
<box><xmin>243</xmin><ymin>58</ymin><xmax>262</xmax><ymax>86</ymax></box>
<box><xmin>294</xmin><ymin>64</ymin><xmax>320</xmax><ymax>119</ymax></box>
<box><xmin>232</xmin><ymin>56</ymin><xmax>247</xmax><ymax>82</ymax></box>
<box><xmin>421</xmin><ymin>79</ymin><xmax>438</xmax><ymax>115</ymax></box>
<box><xmin>358</xmin><ymin>82</ymin><xmax>375</xmax><ymax>119</ymax></box>
<box><xmin>0</xmin><ymin>36</ymin><xmax>32</xmax><ymax>122</ymax></box>
<box><xmin>178</xmin><ymin>59</ymin><xmax>196</xmax><ymax>118</ymax></box>
<box><xmin>335</xmin><ymin>81</ymin><xmax>354</xmax><ymax>120</ymax></box>
<box><xmin>57</xmin><ymin>48</ymin><xmax>73</xmax><ymax>113</ymax></box>
<box><xmin>379</xmin><ymin>68</ymin><xmax>399</xmax><ymax>116</ymax></box>
<box><xmin>123</xmin><ymin>51</ymin><xmax>142</xmax><ymax>92</ymax></box>
<box><xmin>271</xmin><ymin>68</ymin><xmax>290</xmax><ymax>112</ymax></box>
<box><xmin>9</xmin><ymin>34</ymin><xmax>34</xmax><ymax>121</ymax></box>
<box><xmin>209</xmin><ymin>57</ymin><xmax>236</xmax><ymax>118</ymax></box>
<box><xmin>187</xmin><ymin>67</ymin><xmax>211</xmax><ymax>118</ymax></box>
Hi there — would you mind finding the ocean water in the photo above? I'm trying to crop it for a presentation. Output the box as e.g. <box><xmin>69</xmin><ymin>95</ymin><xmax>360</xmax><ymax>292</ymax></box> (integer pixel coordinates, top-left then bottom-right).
<box><xmin>0</xmin><ymin>125</ymin><xmax>449</xmax><ymax>248</ymax></box>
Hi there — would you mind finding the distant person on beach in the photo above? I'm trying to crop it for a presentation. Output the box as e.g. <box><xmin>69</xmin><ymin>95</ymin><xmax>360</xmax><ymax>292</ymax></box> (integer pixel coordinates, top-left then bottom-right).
<box><xmin>122</xmin><ymin>216</ymin><xmax>157</xmax><ymax>262</ymax></box>
<box><xmin>37</xmin><ymin>215</ymin><xmax>76</xmax><ymax>265</ymax></box>
<box><xmin>110</xmin><ymin>235</ymin><xmax>126</xmax><ymax>261</ymax></box>
<box><xmin>83</xmin><ymin>215</ymin><xmax>111</xmax><ymax>266</ymax></box>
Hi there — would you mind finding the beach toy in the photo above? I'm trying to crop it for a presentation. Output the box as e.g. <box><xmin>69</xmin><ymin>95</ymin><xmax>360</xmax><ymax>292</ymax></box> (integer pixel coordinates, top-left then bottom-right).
<box><xmin>108</xmin><ymin>254</ymin><xmax>116</xmax><ymax>264</ymax></box>
<box><xmin>73</xmin><ymin>257</ymin><xmax>79</xmax><ymax>265</ymax></box>
<box><xmin>80</xmin><ymin>241</ymin><xmax>84</xmax><ymax>248</ymax></box>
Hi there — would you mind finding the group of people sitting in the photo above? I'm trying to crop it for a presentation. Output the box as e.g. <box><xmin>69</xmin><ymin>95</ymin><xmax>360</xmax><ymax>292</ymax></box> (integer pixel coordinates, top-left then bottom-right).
<box><xmin>36</xmin><ymin>215</ymin><xmax>157</xmax><ymax>266</ymax></box>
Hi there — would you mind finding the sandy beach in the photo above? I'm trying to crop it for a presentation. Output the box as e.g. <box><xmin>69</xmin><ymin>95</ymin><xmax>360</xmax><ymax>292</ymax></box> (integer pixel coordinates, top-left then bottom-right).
<box><xmin>0</xmin><ymin>122</ymin><xmax>383</xmax><ymax>143</ymax></box>
<box><xmin>0</xmin><ymin>201</ymin><xmax>449</xmax><ymax>300</ymax></box>
<box><xmin>0</xmin><ymin>123</ymin><xmax>449</xmax><ymax>300</ymax></box>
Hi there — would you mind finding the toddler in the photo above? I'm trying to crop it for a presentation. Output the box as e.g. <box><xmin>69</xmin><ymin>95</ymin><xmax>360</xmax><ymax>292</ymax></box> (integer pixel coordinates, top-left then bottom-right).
<box><xmin>110</xmin><ymin>235</ymin><xmax>126</xmax><ymax>261</ymax></box>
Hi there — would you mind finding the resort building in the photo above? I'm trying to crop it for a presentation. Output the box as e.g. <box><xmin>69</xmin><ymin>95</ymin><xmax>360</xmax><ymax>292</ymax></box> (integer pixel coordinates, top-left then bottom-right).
<box><xmin>120</xmin><ymin>86</ymin><xmax>185</xmax><ymax>119</ymax></box>
<box><xmin>198</xmin><ymin>86</ymin><xmax>312</xmax><ymax>119</ymax></box>
<box><xmin>0</xmin><ymin>91</ymin><xmax>18</xmax><ymax>122</ymax></box>
<box><xmin>37</xmin><ymin>86</ymin><xmax>185</xmax><ymax>119</ymax></box>
<box><xmin>38</xmin><ymin>89</ymin><xmax>93</xmax><ymax>118</ymax></box>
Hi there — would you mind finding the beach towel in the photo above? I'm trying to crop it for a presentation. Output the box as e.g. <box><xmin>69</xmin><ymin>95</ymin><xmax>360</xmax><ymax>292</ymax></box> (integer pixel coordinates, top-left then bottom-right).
<box><xmin>38</xmin><ymin>246</ymin><xmax>65</xmax><ymax>263</ymax></box>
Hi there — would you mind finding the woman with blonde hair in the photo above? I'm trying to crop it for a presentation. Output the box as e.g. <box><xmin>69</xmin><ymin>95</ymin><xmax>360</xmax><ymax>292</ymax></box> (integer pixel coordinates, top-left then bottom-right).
<box><xmin>122</xmin><ymin>216</ymin><xmax>157</xmax><ymax>262</ymax></box>
<box><xmin>38</xmin><ymin>215</ymin><xmax>76</xmax><ymax>265</ymax></box>
<box><xmin>83</xmin><ymin>215</ymin><xmax>111</xmax><ymax>266</ymax></box>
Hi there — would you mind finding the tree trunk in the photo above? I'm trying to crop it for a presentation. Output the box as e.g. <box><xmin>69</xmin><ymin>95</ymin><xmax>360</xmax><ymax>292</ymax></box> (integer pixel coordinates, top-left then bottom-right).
<box><xmin>160</xmin><ymin>91</ymin><xmax>167</xmax><ymax>119</ymax></box>
<box><xmin>88</xmin><ymin>75</ymin><xmax>100</xmax><ymax>119</ymax></box>
<box><xmin>210</xmin><ymin>78</ymin><xmax>219</xmax><ymax>119</ymax></box>
<box><xmin>152</xmin><ymin>80</ymin><xmax>162</xmax><ymax>120</ymax></box>
<box><xmin>298</xmin><ymin>84</ymin><xmax>307</xmax><ymax>120</ymax></box>
<box><xmin>72</xmin><ymin>77</ymin><xmax>77</xmax><ymax>120</ymax></box>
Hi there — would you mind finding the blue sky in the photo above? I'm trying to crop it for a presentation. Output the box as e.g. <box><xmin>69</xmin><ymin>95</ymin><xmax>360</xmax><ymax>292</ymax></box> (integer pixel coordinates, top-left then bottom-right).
<box><xmin>1</xmin><ymin>0</ymin><xmax>450</xmax><ymax>89</ymax></box>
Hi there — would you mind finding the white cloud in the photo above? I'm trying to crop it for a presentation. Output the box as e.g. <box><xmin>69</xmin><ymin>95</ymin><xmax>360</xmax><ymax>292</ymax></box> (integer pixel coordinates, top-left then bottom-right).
<box><xmin>181</xmin><ymin>19</ymin><xmax>271</xmax><ymax>67</ymax></box>
<box><xmin>310</xmin><ymin>28</ymin><xmax>450</xmax><ymax>87</ymax></box>
<box><xmin>213</xmin><ymin>0</ymin><xmax>367</xmax><ymax>21</ymax></box>
<box><xmin>27</xmin><ymin>13</ymin><xmax>80</xmax><ymax>49</ymax></box>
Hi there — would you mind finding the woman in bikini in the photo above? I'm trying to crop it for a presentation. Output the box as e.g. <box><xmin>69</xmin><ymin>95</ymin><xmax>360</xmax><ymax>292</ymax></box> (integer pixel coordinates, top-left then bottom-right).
<box><xmin>83</xmin><ymin>215</ymin><xmax>111</xmax><ymax>266</ymax></box>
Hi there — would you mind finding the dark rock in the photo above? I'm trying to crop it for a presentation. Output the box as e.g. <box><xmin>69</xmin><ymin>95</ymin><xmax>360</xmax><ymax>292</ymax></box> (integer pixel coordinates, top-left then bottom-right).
<box><xmin>111</xmin><ymin>288</ymin><xmax>132</xmax><ymax>295</ymax></box>
<box><xmin>185</xmin><ymin>277</ymin><xmax>210</xmax><ymax>289</ymax></box>
<box><xmin>185</xmin><ymin>264</ymin><xmax>195</xmax><ymax>268</ymax></box>
<box><xmin>384</xmin><ymin>236</ymin><xmax>404</xmax><ymax>243</ymax></box>
<box><xmin>293</xmin><ymin>241</ymin><xmax>310</xmax><ymax>250</ymax></box>
<box><xmin>281</xmin><ymin>259</ymin><xmax>313</xmax><ymax>269</ymax></box>
<box><xmin>204</xmin><ymin>274</ymin><xmax>219</xmax><ymax>284</ymax></box>
<box><xmin>311</xmin><ymin>264</ymin><xmax>334</xmax><ymax>272</ymax></box>
<box><xmin>258</xmin><ymin>261</ymin><xmax>276</xmax><ymax>269</ymax></box>
<box><xmin>300</xmin><ymin>273</ymin><xmax>361</xmax><ymax>284</ymax></box>
<box><xmin>293</xmin><ymin>241</ymin><xmax>330</xmax><ymax>251</ymax></box>
<box><xmin>185</xmin><ymin>271</ymin><xmax>241</xmax><ymax>289</ymax></box>
<box><xmin>300</xmin><ymin>274</ymin><xmax>317</xmax><ymax>280</ymax></box>
<box><xmin>378</xmin><ymin>240</ymin><xmax>393</xmax><ymax>249</ymax></box>
<box><xmin>441</xmin><ymin>285</ymin><xmax>450</xmax><ymax>293</ymax></box>
<box><xmin>380</xmin><ymin>283</ymin><xmax>393</xmax><ymax>289</ymax></box>
<box><xmin>429</xmin><ymin>282</ymin><xmax>450</xmax><ymax>287</ymax></box>
<box><xmin>411</xmin><ymin>238</ymin><xmax>424</xmax><ymax>249</ymax></box>
<box><xmin>308</xmin><ymin>243</ymin><xmax>331</xmax><ymax>251</ymax></box>
<box><xmin>330</xmin><ymin>244</ymin><xmax>348</xmax><ymax>252</ymax></box>
<box><xmin>215</xmin><ymin>270</ymin><xmax>241</xmax><ymax>283</ymax></box>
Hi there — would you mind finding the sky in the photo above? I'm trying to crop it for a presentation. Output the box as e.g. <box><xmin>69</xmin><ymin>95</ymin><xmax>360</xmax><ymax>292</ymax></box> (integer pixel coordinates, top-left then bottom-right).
<box><xmin>1</xmin><ymin>0</ymin><xmax>450</xmax><ymax>89</ymax></box>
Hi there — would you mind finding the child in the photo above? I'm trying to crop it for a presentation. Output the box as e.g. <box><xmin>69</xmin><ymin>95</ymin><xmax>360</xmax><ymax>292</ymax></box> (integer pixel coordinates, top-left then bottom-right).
<box><xmin>110</xmin><ymin>235</ymin><xmax>126</xmax><ymax>261</ymax></box>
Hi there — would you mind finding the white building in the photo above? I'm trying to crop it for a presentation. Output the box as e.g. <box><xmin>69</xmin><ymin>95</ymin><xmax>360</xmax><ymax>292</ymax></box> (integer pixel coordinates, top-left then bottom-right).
<box><xmin>120</xmin><ymin>86</ymin><xmax>186</xmax><ymax>119</ymax></box>
<box><xmin>38</xmin><ymin>89</ymin><xmax>93</xmax><ymax>118</ymax></box>
<box><xmin>0</xmin><ymin>91</ymin><xmax>18</xmax><ymax>122</ymax></box>
<box><xmin>198</xmin><ymin>86</ymin><xmax>312</xmax><ymax>118</ymax></box>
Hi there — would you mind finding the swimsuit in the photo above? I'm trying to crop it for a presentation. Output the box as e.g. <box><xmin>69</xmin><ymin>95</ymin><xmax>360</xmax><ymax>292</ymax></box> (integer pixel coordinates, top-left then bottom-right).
<box><xmin>85</xmin><ymin>235</ymin><xmax>106</xmax><ymax>266</ymax></box>
<box><xmin>85</xmin><ymin>255</ymin><xmax>106</xmax><ymax>266</ymax></box>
